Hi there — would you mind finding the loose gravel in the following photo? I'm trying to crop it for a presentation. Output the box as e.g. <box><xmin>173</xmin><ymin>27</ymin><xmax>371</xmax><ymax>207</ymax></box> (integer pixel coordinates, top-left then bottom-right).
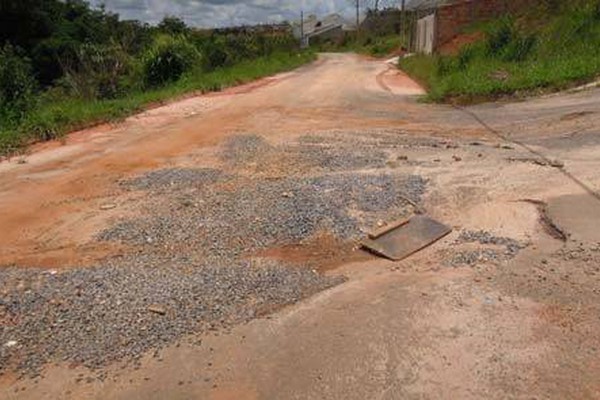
<box><xmin>100</xmin><ymin>172</ymin><xmax>426</xmax><ymax>261</ymax></box>
<box><xmin>0</xmin><ymin>258</ymin><xmax>342</xmax><ymax>377</ymax></box>
<box><xmin>449</xmin><ymin>230</ymin><xmax>528</xmax><ymax>267</ymax></box>
<box><xmin>1</xmin><ymin>129</ymin><xmax>431</xmax><ymax>378</ymax></box>
<box><xmin>124</xmin><ymin>168</ymin><xmax>227</xmax><ymax>191</ymax></box>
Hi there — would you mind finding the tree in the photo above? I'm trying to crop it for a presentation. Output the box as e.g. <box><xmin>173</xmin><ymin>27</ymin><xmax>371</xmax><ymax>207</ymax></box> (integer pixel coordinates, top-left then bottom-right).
<box><xmin>158</xmin><ymin>16</ymin><xmax>189</xmax><ymax>36</ymax></box>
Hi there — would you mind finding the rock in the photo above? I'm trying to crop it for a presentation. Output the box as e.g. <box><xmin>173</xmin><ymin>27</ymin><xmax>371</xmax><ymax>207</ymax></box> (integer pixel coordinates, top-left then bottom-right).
<box><xmin>550</xmin><ymin>159</ymin><xmax>564</xmax><ymax>168</ymax></box>
<box><xmin>489</xmin><ymin>70</ymin><xmax>510</xmax><ymax>81</ymax></box>
<box><xmin>452</xmin><ymin>155</ymin><xmax>462</xmax><ymax>162</ymax></box>
<box><xmin>4</xmin><ymin>341</ymin><xmax>18</xmax><ymax>348</ymax></box>
<box><xmin>147</xmin><ymin>305</ymin><xmax>167</xmax><ymax>315</ymax></box>
<box><xmin>100</xmin><ymin>204</ymin><xmax>117</xmax><ymax>211</ymax></box>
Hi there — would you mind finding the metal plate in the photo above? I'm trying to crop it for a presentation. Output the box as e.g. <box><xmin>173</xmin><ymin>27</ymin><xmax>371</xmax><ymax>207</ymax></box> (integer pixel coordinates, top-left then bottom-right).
<box><xmin>362</xmin><ymin>215</ymin><xmax>452</xmax><ymax>261</ymax></box>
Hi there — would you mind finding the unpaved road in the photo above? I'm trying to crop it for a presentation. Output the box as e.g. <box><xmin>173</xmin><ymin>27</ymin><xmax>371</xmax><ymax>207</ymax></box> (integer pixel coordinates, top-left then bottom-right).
<box><xmin>2</xmin><ymin>53</ymin><xmax>600</xmax><ymax>399</ymax></box>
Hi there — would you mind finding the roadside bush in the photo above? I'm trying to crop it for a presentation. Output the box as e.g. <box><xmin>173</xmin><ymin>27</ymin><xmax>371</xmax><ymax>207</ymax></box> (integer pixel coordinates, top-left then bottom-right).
<box><xmin>0</xmin><ymin>44</ymin><xmax>37</xmax><ymax>121</ymax></box>
<box><xmin>485</xmin><ymin>17</ymin><xmax>516</xmax><ymax>57</ymax></box>
<box><xmin>143</xmin><ymin>35</ymin><xmax>200</xmax><ymax>88</ymax></box>
<box><xmin>502</xmin><ymin>34</ymin><xmax>537</xmax><ymax>62</ymax></box>
<box><xmin>201</xmin><ymin>35</ymin><xmax>238</xmax><ymax>71</ymax></box>
<box><xmin>60</xmin><ymin>43</ymin><xmax>133</xmax><ymax>99</ymax></box>
<box><xmin>483</xmin><ymin>18</ymin><xmax>537</xmax><ymax>62</ymax></box>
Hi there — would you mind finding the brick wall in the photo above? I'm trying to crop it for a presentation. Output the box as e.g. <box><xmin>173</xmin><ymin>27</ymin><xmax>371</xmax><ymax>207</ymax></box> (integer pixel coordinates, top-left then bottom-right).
<box><xmin>434</xmin><ymin>0</ymin><xmax>536</xmax><ymax>49</ymax></box>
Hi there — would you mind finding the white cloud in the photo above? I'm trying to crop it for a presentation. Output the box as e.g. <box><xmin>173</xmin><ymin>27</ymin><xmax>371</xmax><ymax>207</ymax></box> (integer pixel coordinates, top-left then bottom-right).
<box><xmin>91</xmin><ymin>0</ymin><xmax>394</xmax><ymax>27</ymax></box>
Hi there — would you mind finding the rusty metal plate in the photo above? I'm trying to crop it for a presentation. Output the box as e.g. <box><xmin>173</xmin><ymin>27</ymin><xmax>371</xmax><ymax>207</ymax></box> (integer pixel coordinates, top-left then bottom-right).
<box><xmin>362</xmin><ymin>215</ymin><xmax>452</xmax><ymax>261</ymax></box>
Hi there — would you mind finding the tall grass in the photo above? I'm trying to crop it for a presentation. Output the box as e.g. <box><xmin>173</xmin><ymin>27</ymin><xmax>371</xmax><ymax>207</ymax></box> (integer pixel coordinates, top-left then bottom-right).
<box><xmin>399</xmin><ymin>0</ymin><xmax>600</xmax><ymax>103</ymax></box>
<box><xmin>0</xmin><ymin>51</ymin><xmax>315</xmax><ymax>157</ymax></box>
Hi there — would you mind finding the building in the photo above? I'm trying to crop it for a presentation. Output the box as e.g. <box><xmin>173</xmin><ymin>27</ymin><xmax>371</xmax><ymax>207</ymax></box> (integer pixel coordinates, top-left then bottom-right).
<box><xmin>408</xmin><ymin>0</ymin><xmax>537</xmax><ymax>54</ymax></box>
<box><xmin>292</xmin><ymin>14</ymin><xmax>355</xmax><ymax>46</ymax></box>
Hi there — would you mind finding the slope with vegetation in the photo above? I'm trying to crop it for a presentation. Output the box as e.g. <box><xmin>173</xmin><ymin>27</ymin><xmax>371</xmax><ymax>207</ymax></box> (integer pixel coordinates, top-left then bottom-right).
<box><xmin>399</xmin><ymin>0</ymin><xmax>600</xmax><ymax>102</ymax></box>
<box><xmin>0</xmin><ymin>0</ymin><xmax>313</xmax><ymax>156</ymax></box>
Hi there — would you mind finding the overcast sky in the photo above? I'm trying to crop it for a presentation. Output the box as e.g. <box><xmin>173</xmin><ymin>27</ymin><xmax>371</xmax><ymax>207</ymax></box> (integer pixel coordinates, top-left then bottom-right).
<box><xmin>90</xmin><ymin>0</ymin><xmax>402</xmax><ymax>28</ymax></box>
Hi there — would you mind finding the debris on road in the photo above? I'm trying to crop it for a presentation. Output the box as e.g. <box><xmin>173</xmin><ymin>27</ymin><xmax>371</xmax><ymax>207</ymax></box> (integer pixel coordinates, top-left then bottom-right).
<box><xmin>147</xmin><ymin>305</ymin><xmax>167</xmax><ymax>315</ymax></box>
<box><xmin>368</xmin><ymin>216</ymin><xmax>412</xmax><ymax>239</ymax></box>
<box><xmin>362</xmin><ymin>216</ymin><xmax>452</xmax><ymax>261</ymax></box>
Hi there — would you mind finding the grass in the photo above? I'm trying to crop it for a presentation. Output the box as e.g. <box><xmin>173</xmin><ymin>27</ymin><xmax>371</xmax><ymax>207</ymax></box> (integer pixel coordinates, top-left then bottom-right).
<box><xmin>399</xmin><ymin>1</ymin><xmax>600</xmax><ymax>103</ymax></box>
<box><xmin>0</xmin><ymin>50</ymin><xmax>316</xmax><ymax>157</ymax></box>
<box><xmin>351</xmin><ymin>35</ymin><xmax>405</xmax><ymax>57</ymax></box>
<box><xmin>316</xmin><ymin>34</ymin><xmax>405</xmax><ymax>58</ymax></box>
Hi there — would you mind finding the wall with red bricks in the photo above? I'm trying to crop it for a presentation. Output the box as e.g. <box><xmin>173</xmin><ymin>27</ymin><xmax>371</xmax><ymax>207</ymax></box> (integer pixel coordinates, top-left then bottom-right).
<box><xmin>434</xmin><ymin>0</ymin><xmax>536</xmax><ymax>49</ymax></box>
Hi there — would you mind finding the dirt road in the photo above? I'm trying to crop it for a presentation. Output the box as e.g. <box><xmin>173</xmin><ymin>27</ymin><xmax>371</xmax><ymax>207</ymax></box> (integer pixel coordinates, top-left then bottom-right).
<box><xmin>2</xmin><ymin>53</ymin><xmax>600</xmax><ymax>399</ymax></box>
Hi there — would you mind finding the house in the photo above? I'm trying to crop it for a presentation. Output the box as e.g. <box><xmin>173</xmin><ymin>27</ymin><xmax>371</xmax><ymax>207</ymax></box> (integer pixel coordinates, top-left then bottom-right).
<box><xmin>292</xmin><ymin>14</ymin><xmax>355</xmax><ymax>46</ymax></box>
<box><xmin>408</xmin><ymin>0</ymin><xmax>537</xmax><ymax>54</ymax></box>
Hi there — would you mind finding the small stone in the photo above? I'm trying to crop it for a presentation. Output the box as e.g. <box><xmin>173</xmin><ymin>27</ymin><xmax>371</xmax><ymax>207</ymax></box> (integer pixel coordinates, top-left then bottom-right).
<box><xmin>5</xmin><ymin>340</ymin><xmax>17</xmax><ymax>348</ymax></box>
<box><xmin>550</xmin><ymin>160</ymin><xmax>564</xmax><ymax>168</ymax></box>
<box><xmin>100</xmin><ymin>204</ymin><xmax>117</xmax><ymax>211</ymax></box>
<box><xmin>148</xmin><ymin>305</ymin><xmax>167</xmax><ymax>315</ymax></box>
<box><xmin>452</xmin><ymin>155</ymin><xmax>462</xmax><ymax>162</ymax></box>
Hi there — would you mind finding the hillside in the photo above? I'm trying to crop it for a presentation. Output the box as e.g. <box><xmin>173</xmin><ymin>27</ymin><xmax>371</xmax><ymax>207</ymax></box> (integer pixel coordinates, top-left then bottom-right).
<box><xmin>399</xmin><ymin>0</ymin><xmax>600</xmax><ymax>102</ymax></box>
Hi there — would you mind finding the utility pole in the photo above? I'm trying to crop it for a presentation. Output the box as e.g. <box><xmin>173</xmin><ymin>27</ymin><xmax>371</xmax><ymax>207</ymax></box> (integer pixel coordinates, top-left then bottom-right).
<box><xmin>401</xmin><ymin>0</ymin><xmax>406</xmax><ymax>49</ymax></box>
<box><xmin>356</xmin><ymin>0</ymin><xmax>360</xmax><ymax>41</ymax></box>
<box><xmin>300</xmin><ymin>10</ymin><xmax>305</xmax><ymax>48</ymax></box>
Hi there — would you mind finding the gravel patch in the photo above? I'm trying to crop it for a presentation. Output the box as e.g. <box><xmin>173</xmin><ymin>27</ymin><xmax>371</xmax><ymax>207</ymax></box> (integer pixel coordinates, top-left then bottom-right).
<box><xmin>449</xmin><ymin>230</ymin><xmax>528</xmax><ymax>267</ymax></box>
<box><xmin>1</xmin><ymin>129</ymin><xmax>431</xmax><ymax>378</ymax></box>
<box><xmin>124</xmin><ymin>168</ymin><xmax>227</xmax><ymax>191</ymax></box>
<box><xmin>0</xmin><ymin>258</ymin><xmax>342</xmax><ymax>377</ymax></box>
<box><xmin>457</xmin><ymin>230</ymin><xmax>526</xmax><ymax>255</ymax></box>
<box><xmin>220</xmin><ymin>131</ymin><xmax>444</xmax><ymax>174</ymax></box>
<box><xmin>220</xmin><ymin>134</ymin><xmax>274</xmax><ymax>166</ymax></box>
<box><xmin>99</xmin><ymin>172</ymin><xmax>426</xmax><ymax>261</ymax></box>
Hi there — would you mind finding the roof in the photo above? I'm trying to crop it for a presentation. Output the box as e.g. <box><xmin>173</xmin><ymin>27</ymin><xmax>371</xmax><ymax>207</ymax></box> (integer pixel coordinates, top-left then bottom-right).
<box><xmin>407</xmin><ymin>0</ymin><xmax>457</xmax><ymax>10</ymax></box>
<box><xmin>292</xmin><ymin>13</ymin><xmax>355</xmax><ymax>38</ymax></box>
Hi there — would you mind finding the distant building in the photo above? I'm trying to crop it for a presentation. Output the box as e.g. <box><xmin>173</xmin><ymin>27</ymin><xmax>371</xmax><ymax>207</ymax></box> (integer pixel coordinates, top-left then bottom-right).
<box><xmin>292</xmin><ymin>14</ymin><xmax>355</xmax><ymax>46</ymax></box>
<box><xmin>408</xmin><ymin>0</ymin><xmax>537</xmax><ymax>54</ymax></box>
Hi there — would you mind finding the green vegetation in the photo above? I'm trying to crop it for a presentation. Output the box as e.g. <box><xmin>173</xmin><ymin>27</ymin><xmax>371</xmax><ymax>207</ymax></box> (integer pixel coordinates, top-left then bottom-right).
<box><xmin>311</xmin><ymin>8</ymin><xmax>407</xmax><ymax>57</ymax></box>
<box><xmin>0</xmin><ymin>0</ymin><xmax>312</xmax><ymax>156</ymax></box>
<box><xmin>335</xmin><ymin>34</ymin><xmax>405</xmax><ymax>57</ymax></box>
<box><xmin>399</xmin><ymin>0</ymin><xmax>600</xmax><ymax>102</ymax></box>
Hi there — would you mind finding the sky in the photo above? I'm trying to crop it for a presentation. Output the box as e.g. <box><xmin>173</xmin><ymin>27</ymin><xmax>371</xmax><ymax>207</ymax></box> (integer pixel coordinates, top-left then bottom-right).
<box><xmin>90</xmin><ymin>0</ymin><xmax>402</xmax><ymax>28</ymax></box>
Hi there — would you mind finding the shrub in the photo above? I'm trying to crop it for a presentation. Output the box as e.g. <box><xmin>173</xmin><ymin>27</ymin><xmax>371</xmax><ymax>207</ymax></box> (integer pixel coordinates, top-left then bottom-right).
<box><xmin>59</xmin><ymin>43</ymin><xmax>133</xmax><ymax>99</ymax></box>
<box><xmin>143</xmin><ymin>35</ymin><xmax>200</xmax><ymax>88</ymax></box>
<box><xmin>485</xmin><ymin>17</ymin><xmax>516</xmax><ymax>57</ymax></box>
<box><xmin>0</xmin><ymin>44</ymin><xmax>37</xmax><ymax>121</ymax></box>
<box><xmin>502</xmin><ymin>34</ymin><xmax>537</xmax><ymax>62</ymax></box>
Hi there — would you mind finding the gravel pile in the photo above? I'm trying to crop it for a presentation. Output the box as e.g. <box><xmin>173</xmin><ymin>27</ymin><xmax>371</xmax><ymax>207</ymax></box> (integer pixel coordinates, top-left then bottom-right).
<box><xmin>0</xmin><ymin>258</ymin><xmax>342</xmax><ymax>377</ymax></box>
<box><xmin>100</xmin><ymin>172</ymin><xmax>426</xmax><ymax>261</ymax></box>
